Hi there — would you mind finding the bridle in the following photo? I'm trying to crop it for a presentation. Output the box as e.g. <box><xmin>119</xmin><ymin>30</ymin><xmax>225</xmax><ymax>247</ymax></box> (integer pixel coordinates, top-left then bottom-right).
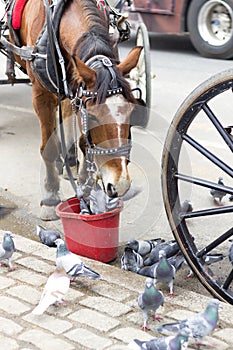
<box><xmin>70</xmin><ymin>55</ymin><xmax>132</xmax><ymax>160</ymax></box>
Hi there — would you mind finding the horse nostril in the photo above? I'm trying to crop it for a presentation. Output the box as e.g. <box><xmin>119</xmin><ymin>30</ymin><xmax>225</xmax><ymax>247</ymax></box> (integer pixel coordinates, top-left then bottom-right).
<box><xmin>107</xmin><ymin>183</ymin><xmax>117</xmax><ymax>198</ymax></box>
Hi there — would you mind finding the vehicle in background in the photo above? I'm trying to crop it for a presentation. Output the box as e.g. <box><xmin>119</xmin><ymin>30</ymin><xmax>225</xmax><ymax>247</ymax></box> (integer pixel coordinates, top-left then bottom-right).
<box><xmin>127</xmin><ymin>0</ymin><xmax>233</xmax><ymax>59</ymax></box>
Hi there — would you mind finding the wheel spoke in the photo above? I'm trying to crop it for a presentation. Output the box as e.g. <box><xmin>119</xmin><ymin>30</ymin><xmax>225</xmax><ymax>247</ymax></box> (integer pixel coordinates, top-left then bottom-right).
<box><xmin>175</xmin><ymin>173</ymin><xmax>233</xmax><ymax>195</ymax></box>
<box><xmin>202</xmin><ymin>103</ymin><xmax>233</xmax><ymax>152</ymax></box>
<box><xmin>196</xmin><ymin>227</ymin><xmax>233</xmax><ymax>257</ymax></box>
<box><xmin>222</xmin><ymin>269</ymin><xmax>233</xmax><ymax>290</ymax></box>
<box><xmin>182</xmin><ymin>134</ymin><xmax>233</xmax><ymax>177</ymax></box>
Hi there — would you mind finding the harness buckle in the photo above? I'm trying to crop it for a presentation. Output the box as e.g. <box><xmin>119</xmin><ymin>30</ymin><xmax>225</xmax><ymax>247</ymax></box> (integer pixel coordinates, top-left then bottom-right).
<box><xmin>101</xmin><ymin>57</ymin><xmax>112</xmax><ymax>67</ymax></box>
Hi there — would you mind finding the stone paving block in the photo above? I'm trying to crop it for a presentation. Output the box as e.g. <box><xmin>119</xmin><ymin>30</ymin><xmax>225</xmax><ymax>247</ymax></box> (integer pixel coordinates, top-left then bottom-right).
<box><xmin>80</xmin><ymin>296</ymin><xmax>132</xmax><ymax>317</ymax></box>
<box><xmin>165</xmin><ymin>309</ymin><xmax>196</xmax><ymax>321</ymax></box>
<box><xmin>65</xmin><ymin>327</ymin><xmax>112</xmax><ymax>349</ymax></box>
<box><xmin>0</xmin><ymin>295</ymin><xmax>30</xmax><ymax>315</ymax></box>
<box><xmin>91</xmin><ymin>281</ymin><xmax>132</xmax><ymax>302</ymax></box>
<box><xmin>0</xmin><ymin>334</ymin><xmax>18</xmax><ymax>350</ymax></box>
<box><xmin>33</xmin><ymin>245</ymin><xmax>57</xmax><ymax>262</ymax></box>
<box><xmin>17</xmin><ymin>256</ymin><xmax>53</xmax><ymax>274</ymax></box>
<box><xmin>105</xmin><ymin>345</ymin><xmax>129</xmax><ymax>350</ymax></box>
<box><xmin>14</xmin><ymin>235</ymin><xmax>44</xmax><ymax>255</ymax></box>
<box><xmin>18</xmin><ymin>329</ymin><xmax>75</xmax><ymax>350</ymax></box>
<box><xmin>0</xmin><ymin>316</ymin><xmax>23</xmax><ymax>335</ymax></box>
<box><xmin>214</xmin><ymin>328</ymin><xmax>233</xmax><ymax>345</ymax></box>
<box><xmin>0</xmin><ymin>275</ymin><xmax>15</xmax><ymax>289</ymax></box>
<box><xmin>9</xmin><ymin>268</ymin><xmax>47</xmax><ymax>286</ymax></box>
<box><xmin>110</xmin><ymin>327</ymin><xmax>153</xmax><ymax>344</ymax></box>
<box><xmin>7</xmin><ymin>285</ymin><xmax>41</xmax><ymax>305</ymax></box>
<box><xmin>68</xmin><ymin>308</ymin><xmax>120</xmax><ymax>332</ymax></box>
<box><xmin>64</xmin><ymin>286</ymin><xmax>84</xmax><ymax>301</ymax></box>
<box><xmin>23</xmin><ymin>313</ymin><xmax>73</xmax><ymax>334</ymax></box>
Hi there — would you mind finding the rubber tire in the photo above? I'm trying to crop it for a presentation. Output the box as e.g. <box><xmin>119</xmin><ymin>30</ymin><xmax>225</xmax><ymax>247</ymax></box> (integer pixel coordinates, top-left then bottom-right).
<box><xmin>187</xmin><ymin>0</ymin><xmax>233</xmax><ymax>59</ymax></box>
<box><xmin>135</xmin><ymin>22</ymin><xmax>151</xmax><ymax>111</ymax></box>
<box><xmin>162</xmin><ymin>68</ymin><xmax>233</xmax><ymax>304</ymax></box>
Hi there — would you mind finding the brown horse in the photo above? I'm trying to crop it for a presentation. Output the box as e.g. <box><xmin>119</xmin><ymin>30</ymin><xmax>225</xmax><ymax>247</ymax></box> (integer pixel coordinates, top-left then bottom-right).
<box><xmin>11</xmin><ymin>0</ymin><xmax>142</xmax><ymax>220</ymax></box>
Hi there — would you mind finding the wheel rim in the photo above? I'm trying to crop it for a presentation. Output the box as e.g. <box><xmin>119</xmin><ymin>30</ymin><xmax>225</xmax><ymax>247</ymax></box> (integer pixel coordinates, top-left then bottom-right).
<box><xmin>198</xmin><ymin>0</ymin><xmax>233</xmax><ymax>46</ymax></box>
<box><xmin>162</xmin><ymin>72</ymin><xmax>233</xmax><ymax>303</ymax></box>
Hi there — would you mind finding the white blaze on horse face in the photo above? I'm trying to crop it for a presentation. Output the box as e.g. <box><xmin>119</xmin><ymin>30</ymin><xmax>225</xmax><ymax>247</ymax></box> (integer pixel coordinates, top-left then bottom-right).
<box><xmin>95</xmin><ymin>95</ymin><xmax>133</xmax><ymax>196</ymax></box>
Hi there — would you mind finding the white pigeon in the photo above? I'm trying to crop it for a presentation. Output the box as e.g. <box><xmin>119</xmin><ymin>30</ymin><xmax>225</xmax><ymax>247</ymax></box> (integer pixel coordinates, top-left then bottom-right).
<box><xmin>32</xmin><ymin>266</ymin><xmax>70</xmax><ymax>315</ymax></box>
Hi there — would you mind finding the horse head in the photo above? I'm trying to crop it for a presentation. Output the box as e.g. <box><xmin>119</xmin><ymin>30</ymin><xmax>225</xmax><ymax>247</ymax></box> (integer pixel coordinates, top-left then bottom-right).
<box><xmin>70</xmin><ymin>47</ymin><xmax>143</xmax><ymax>197</ymax></box>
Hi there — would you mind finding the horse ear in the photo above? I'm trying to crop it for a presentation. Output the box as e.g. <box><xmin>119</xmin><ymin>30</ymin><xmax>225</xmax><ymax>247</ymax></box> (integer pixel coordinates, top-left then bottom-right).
<box><xmin>117</xmin><ymin>46</ymin><xmax>143</xmax><ymax>76</ymax></box>
<box><xmin>72</xmin><ymin>56</ymin><xmax>96</xmax><ymax>87</ymax></box>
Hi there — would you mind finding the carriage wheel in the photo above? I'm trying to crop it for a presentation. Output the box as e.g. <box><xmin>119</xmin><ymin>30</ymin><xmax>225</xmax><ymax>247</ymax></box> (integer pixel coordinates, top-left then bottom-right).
<box><xmin>162</xmin><ymin>69</ymin><xmax>233</xmax><ymax>303</ymax></box>
<box><xmin>129</xmin><ymin>22</ymin><xmax>151</xmax><ymax>114</ymax></box>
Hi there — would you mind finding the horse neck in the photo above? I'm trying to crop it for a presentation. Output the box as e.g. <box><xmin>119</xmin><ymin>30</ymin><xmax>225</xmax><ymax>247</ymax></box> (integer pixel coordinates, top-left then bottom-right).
<box><xmin>60</xmin><ymin>0</ymin><xmax>114</xmax><ymax>62</ymax></box>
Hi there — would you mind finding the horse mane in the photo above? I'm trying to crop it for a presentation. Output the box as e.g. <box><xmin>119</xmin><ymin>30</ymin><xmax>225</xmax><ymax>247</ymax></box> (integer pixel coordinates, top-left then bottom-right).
<box><xmin>70</xmin><ymin>0</ymin><xmax>136</xmax><ymax>104</ymax></box>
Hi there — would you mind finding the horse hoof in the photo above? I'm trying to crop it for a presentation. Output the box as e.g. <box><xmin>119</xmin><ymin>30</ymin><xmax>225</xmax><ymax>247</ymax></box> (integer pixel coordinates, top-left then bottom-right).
<box><xmin>62</xmin><ymin>165</ymin><xmax>78</xmax><ymax>180</ymax></box>
<box><xmin>40</xmin><ymin>206</ymin><xmax>59</xmax><ymax>221</ymax></box>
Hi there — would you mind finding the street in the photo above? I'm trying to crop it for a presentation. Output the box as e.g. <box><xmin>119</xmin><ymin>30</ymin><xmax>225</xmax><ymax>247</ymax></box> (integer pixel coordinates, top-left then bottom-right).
<box><xmin>0</xmin><ymin>33</ymin><xmax>233</xmax><ymax>243</ymax></box>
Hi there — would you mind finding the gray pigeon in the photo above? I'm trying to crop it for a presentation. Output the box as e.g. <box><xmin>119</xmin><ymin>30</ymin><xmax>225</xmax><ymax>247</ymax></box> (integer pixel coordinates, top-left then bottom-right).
<box><xmin>32</xmin><ymin>266</ymin><xmax>70</xmax><ymax>315</ymax></box>
<box><xmin>0</xmin><ymin>231</ymin><xmax>16</xmax><ymax>270</ymax></box>
<box><xmin>36</xmin><ymin>225</ymin><xmax>61</xmax><ymax>247</ymax></box>
<box><xmin>127</xmin><ymin>238</ymin><xmax>165</xmax><ymax>257</ymax></box>
<box><xmin>210</xmin><ymin>177</ymin><xmax>227</xmax><ymax>205</ymax></box>
<box><xmin>157</xmin><ymin>298</ymin><xmax>221</xmax><ymax>345</ymax></box>
<box><xmin>138</xmin><ymin>277</ymin><xmax>164</xmax><ymax>331</ymax></box>
<box><xmin>229</xmin><ymin>239</ymin><xmax>233</xmax><ymax>265</ymax></box>
<box><xmin>129</xmin><ymin>328</ymin><xmax>190</xmax><ymax>350</ymax></box>
<box><xmin>138</xmin><ymin>262</ymin><xmax>158</xmax><ymax>278</ymax></box>
<box><xmin>180</xmin><ymin>199</ymin><xmax>193</xmax><ymax>214</ymax></box>
<box><xmin>121</xmin><ymin>246</ymin><xmax>143</xmax><ymax>272</ymax></box>
<box><xmin>55</xmin><ymin>239</ymin><xmax>100</xmax><ymax>280</ymax></box>
<box><xmin>154</xmin><ymin>250</ymin><xmax>176</xmax><ymax>296</ymax></box>
<box><xmin>138</xmin><ymin>251</ymin><xmax>185</xmax><ymax>279</ymax></box>
<box><xmin>89</xmin><ymin>183</ymin><xmax>119</xmax><ymax>214</ymax></box>
<box><xmin>0</xmin><ymin>205</ymin><xmax>15</xmax><ymax>218</ymax></box>
<box><xmin>144</xmin><ymin>240</ymin><xmax>179</xmax><ymax>266</ymax></box>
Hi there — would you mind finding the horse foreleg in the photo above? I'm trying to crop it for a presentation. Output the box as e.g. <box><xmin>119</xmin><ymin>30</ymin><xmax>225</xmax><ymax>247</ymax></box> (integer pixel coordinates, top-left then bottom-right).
<box><xmin>32</xmin><ymin>85</ymin><xmax>60</xmax><ymax>220</ymax></box>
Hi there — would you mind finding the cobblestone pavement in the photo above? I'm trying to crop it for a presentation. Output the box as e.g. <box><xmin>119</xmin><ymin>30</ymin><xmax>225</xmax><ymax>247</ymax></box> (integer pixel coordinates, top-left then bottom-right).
<box><xmin>0</xmin><ymin>230</ymin><xmax>233</xmax><ymax>350</ymax></box>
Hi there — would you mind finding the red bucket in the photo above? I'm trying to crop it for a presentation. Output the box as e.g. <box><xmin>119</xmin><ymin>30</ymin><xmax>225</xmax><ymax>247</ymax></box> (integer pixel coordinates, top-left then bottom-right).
<box><xmin>56</xmin><ymin>197</ymin><xmax>123</xmax><ymax>263</ymax></box>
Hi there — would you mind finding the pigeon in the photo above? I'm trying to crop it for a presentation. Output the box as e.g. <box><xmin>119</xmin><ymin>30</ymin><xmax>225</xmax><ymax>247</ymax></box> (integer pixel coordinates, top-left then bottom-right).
<box><xmin>121</xmin><ymin>246</ymin><xmax>143</xmax><ymax>273</ymax></box>
<box><xmin>144</xmin><ymin>240</ymin><xmax>180</xmax><ymax>266</ymax></box>
<box><xmin>180</xmin><ymin>200</ymin><xmax>193</xmax><ymax>214</ymax></box>
<box><xmin>120</xmin><ymin>184</ymin><xmax>142</xmax><ymax>201</ymax></box>
<box><xmin>0</xmin><ymin>231</ymin><xmax>16</xmax><ymax>270</ymax></box>
<box><xmin>137</xmin><ymin>262</ymin><xmax>158</xmax><ymax>278</ymax></box>
<box><xmin>55</xmin><ymin>239</ymin><xmax>100</xmax><ymax>280</ymax></box>
<box><xmin>36</xmin><ymin>225</ymin><xmax>61</xmax><ymax>247</ymax></box>
<box><xmin>129</xmin><ymin>328</ymin><xmax>190</xmax><ymax>350</ymax></box>
<box><xmin>0</xmin><ymin>205</ymin><xmax>15</xmax><ymax>218</ymax></box>
<box><xmin>89</xmin><ymin>183</ymin><xmax>119</xmax><ymax>214</ymax></box>
<box><xmin>229</xmin><ymin>239</ymin><xmax>233</xmax><ymax>265</ymax></box>
<box><xmin>79</xmin><ymin>197</ymin><xmax>91</xmax><ymax>215</ymax></box>
<box><xmin>203</xmin><ymin>253</ymin><xmax>226</xmax><ymax>266</ymax></box>
<box><xmin>210</xmin><ymin>177</ymin><xmax>227</xmax><ymax>205</ymax></box>
<box><xmin>127</xmin><ymin>238</ymin><xmax>165</xmax><ymax>257</ymax></box>
<box><xmin>138</xmin><ymin>251</ymin><xmax>185</xmax><ymax>279</ymax></box>
<box><xmin>138</xmin><ymin>277</ymin><xmax>164</xmax><ymax>331</ymax></box>
<box><xmin>32</xmin><ymin>266</ymin><xmax>70</xmax><ymax>315</ymax></box>
<box><xmin>157</xmin><ymin>298</ymin><xmax>221</xmax><ymax>345</ymax></box>
<box><xmin>154</xmin><ymin>250</ymin><xmax>176</xmax><ymax>296</ymax></box>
